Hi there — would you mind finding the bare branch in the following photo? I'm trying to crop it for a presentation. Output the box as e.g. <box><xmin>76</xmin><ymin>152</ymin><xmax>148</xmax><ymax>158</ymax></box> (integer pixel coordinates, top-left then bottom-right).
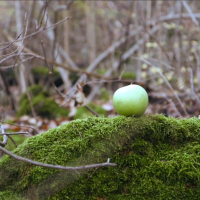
<box><xmin>84</xmin><ymin>105</ymin><xmax>100</xmax><ymax>117</ymax></box>
<box><xmin>41</xmin><ymin>41</ymin><xmax>66</xmax><ymax>98</ymax></box>
<box><xmin>132</xmin><ymin>57</ymin><xmax>188</xmax><ymax>117</ymax></box>
<box><xmin>0</xmin><ymin>16</ymin><xmax>70</xmax><ymax>47</ymax></box>
<box><xmin>0</xmin><ymin>145</ymin><xmax>117</xmax><ymax>171</ymax></box>
<box><xmin>182</xmin><ymin>1</ymin><xmax>200</xmax><ymax>28</ymax></box>
<box><xmin>2</xmin><ymin>122</ymin><xmax>38</xmax><ymax>135</ymax></box>
<box><xmin>7</xmin><ymin>135</ymin><xmax>18</xmax><ymax>148</ymax></box>
<box><xmin>0</xmin><ymin>132</ymin><xmax>29</xmax><ymax>135</ymax></box>
<box><xmin>0</xmin><ymin>30</ymin><xmax>23</xmax><ymax>52</ymax></box>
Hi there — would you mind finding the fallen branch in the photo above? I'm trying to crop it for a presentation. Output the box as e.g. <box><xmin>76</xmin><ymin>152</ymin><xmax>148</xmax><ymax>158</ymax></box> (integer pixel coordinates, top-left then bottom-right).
<box><xmin>0</xmin><ymin>132</ymin><xmax>29</xmax><ymax>135</ymax></box>
<box><xmin>0</xmin><ymin>146</ymin><xmax>117</xmax><ymax>171</ymax></box>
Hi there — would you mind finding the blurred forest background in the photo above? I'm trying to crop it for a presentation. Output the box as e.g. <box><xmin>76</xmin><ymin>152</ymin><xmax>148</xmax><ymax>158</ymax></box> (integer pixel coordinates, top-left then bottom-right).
<box><xmin>0</xmin><ymin>0</ymin><xmax>200</xmax><ymax>149</ymax></box>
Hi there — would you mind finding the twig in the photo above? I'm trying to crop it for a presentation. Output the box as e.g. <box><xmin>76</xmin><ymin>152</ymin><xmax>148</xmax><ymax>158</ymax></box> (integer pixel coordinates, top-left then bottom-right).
<box><xmin>0</xmin><ymin>31</ymin><xmax>23</xmax><ymax>51</ymax></box>
<box><xmin>85</xmin><ymin>167</ymin><xmax>99</xmax><ymax>181</ymax></box>
<box><xmin>0</xmin><ymin>51</ymin><xmax>108</xmax><ymax>79</ymax></box>
<box><xmin>41</xmin><ymin>41</ymin><xmax>66</xmax><ymax>98</ymax></box>
<box><xmin>41</xmin><ymin>41</ymin><xmax>100</xmax><ymax>117</ymax></box>
<box><xmin>86</xmin><ymin>25</ymin><xmax>159</xmax><ymax>102</ymax></box>
<box><xmin>0</xmin><ymin>146</ymin><xmax>117</xmax><ymax>171</ymax></box>
<box><xmin>0</xmin><ymin>132</ymin><xmax>29</xmax><ymax>135</ymax></box>
<box><xmin>84</xmin><ymin>105</ymin><xmax>100</xmax><ymax>117</ymax></box>
<box><xmin>2</xmin><ymin>122</ymin><xmax>38</xmax><ymax>135</ymax></box>
<box><xmin>182</xmin><ymin>1</ymin><xmax>200</xmax><ymax>28</ymax></box>
<box><xmin>0</xmin><ymin>16</ymin><xmax>70</xmax><ymax>46</ymax></box>
<box><xmin>132</xmin><ymin>57</ymin><xmax>188</xmax><ymax>117</ymax></box>
<box><xmin>7</xmin><ymin>135</ymin><xmax>18</xmax><ymax>148</ymax></box>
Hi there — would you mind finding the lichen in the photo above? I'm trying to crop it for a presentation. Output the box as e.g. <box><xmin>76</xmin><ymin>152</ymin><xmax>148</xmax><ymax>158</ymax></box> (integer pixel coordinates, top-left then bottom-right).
<box><xmin>0</xmin><ymin>114</ymin><xmax>200</xmax><ymax>200</ymax></box>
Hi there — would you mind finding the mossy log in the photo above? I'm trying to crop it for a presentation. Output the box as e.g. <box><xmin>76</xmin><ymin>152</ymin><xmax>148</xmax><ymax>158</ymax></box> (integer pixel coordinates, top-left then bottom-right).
<box><xmin>0</xmin><ymin>114</ymin><xmax>200</xmax><ymax>200</ymax></box>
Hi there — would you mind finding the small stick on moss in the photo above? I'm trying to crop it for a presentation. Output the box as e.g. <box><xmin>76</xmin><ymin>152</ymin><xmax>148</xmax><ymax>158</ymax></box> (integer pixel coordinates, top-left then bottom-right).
<box><xmin>85</xmin><ymin>167</ymin><xmax>100</xmax><ymax>181</ymax></box>
<box><xmin>0</xmin><ymin>146</ymin><xmax>117</xmax><ymax>171</ymax></box>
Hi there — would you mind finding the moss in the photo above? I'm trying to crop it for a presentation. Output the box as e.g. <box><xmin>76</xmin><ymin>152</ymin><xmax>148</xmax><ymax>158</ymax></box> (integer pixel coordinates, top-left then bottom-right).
<box><xmin>121</xmin><ymin>72</ymin><xmax>136</xmax><ymax>80</ymax></box>
<box><xmin>74</xmin><ymin>103</ymin><xmax>107</xmax><ymax>119</ymax></box>
<box><xmin>1</xmin><ymin>115</ymin><xmax>200</xmax><ymax>199</ymax></box>
<box><xmin>17</xmin><ymin>85</ymin><xmax>69</xmax><ymax>119</ymax></box>
<box><xmin>32</xmin><ymin>67</ymin><xmax>59</xmax><ymax>77</ymax></box>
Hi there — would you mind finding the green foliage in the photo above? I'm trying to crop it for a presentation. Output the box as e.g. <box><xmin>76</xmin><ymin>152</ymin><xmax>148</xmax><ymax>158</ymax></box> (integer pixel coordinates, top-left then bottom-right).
<box><xmin>1</xmin><ymin>115</ymin><xmax>200</xmax><ymax>199</ymax></box>
<box><xmin>17</xmin><ymin>85</ymin><xmax>69</xmax><ymax>119</ymax></box>
<box><xmin>74</xmin><ymin>103</ymin><xmax>107</xmax><ymax>119</ymax></box>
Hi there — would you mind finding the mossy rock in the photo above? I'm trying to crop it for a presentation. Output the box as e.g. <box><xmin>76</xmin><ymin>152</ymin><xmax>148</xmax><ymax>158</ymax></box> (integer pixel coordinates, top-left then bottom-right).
<box><xmin>1</xmin><ymin>114</ymin><xmax>200</xmax><ymax>199</ymax></box>
<box><xmin>17</xmin><ymin>85</ymin><xmax>69</xmax><ymax>119</ymax></box>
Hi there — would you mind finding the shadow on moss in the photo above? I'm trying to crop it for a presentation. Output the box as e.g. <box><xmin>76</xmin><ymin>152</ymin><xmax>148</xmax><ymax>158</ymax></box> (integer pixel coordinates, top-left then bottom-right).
<box><xmin>1</xmin><ymin>114</ymin><xmax>200</xmax><ymax>199</ymax></box>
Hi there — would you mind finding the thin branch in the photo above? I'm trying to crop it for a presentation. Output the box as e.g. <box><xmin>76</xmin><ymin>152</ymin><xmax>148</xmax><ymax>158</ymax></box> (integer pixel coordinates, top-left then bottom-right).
<box><xmin>2</xmin><ymin>122</ymin><xmax>38</xmax><ymax>135</ymax></box>
<box><xmin>41</xmin><ymin>41</ymin><xmax>66</xmax><ymax>98</ymax></box>
<box><xmin>84</xmin><ymin>105</ymin><xmax>100</xmax><ymax>117</ymax></box>
<box><xmin>0</xmin><ymin>31</ymin><xmax>23</xmax><ymax>51</ymax></box>
<box><xmin>132</xmin><ymin>57</ymin><xmax>188</xmax><ymax>117</ymax></box>
<box><xmin>0</xmin><ymin>51</ymin><xmax>108</xmax><ymax>79</ymax></box>
<box><xmin>41</xmin><ymin>41</ymin><xmax>100</xmax><ymax>117</ymax></box>
<box><xmin>0</xmin><ymin>146</ymin><xmax>117</xmax><ymax>171</ymax></box>
<box><xmin>7</xmin><ymin>135</ymin><xmax>18</xmax><ymax>148</ymax></box>
<box><xmin>85</xmin><ymin>167</ymin><xmax>99</xmax><ymax>181</ymax></box>
<box><xmin>182</xmin><ymin>1</ymin><xmax>200</xmax><ymax>28</ymax></box>
<box><xmin>0</xmin><ymin>56</ymin><xmax>34</xmax><ymax>70</ymax></box>
<box><xmin>0</xmin><ymin>132</ymin><xmax>29</xmax><ymax>135</ymax></box>
<box><xmin>0</xmin><ymin>16</ymin><xmax>70</xmax><ymax>47</ymax></box>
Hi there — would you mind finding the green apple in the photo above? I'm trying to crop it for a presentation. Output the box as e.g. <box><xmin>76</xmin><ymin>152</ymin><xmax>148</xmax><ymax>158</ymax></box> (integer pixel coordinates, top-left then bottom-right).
<box><xmin>113</xmin><ymin>84</ymin><xmax>148</xmax><ymax>116</ymax></box>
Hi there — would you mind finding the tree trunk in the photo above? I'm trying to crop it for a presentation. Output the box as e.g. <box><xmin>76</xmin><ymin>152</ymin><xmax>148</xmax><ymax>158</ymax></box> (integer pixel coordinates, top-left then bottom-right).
<box><xmin>15</xmin><ymin>1</ymin><xmax>27</xmax><ymax>93</ymax></box>
<box><xmin>86</xmin><ymin>1</ymin><xmax>96</xmax><ymax>63</ymax></box>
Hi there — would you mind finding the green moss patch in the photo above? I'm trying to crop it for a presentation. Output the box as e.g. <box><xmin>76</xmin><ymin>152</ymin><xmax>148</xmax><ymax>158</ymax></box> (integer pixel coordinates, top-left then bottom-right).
<box><xmin>32</xmin><ymin>67</ymin><xmax>59</xmax><ymax>77</ymax></box>
<box><xmin>0</xmin><ymin>114</ymin><xmax>200</xmax><ymax>199</ymax></box>
<box><xmin>17</xmin><ymin>85</ymin><xmax>69</xmax><ymax>119</ymax></box>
